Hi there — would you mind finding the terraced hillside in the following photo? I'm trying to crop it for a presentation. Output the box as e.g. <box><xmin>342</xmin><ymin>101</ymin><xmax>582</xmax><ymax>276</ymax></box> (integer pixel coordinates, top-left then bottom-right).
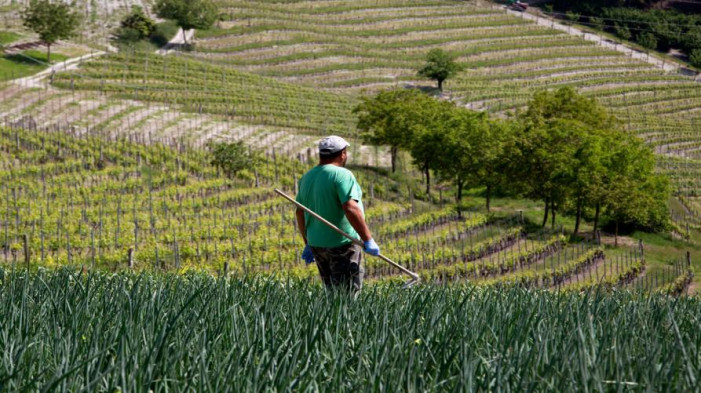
<box><xmin>1</xmin><ymin>0</ymin><xmax>700</xmax><ymax>235</ymax></box>
<box><xmin>3</xmin><ymin>125</ymin><xmax>693</xmax><ymax>293</ymax></box>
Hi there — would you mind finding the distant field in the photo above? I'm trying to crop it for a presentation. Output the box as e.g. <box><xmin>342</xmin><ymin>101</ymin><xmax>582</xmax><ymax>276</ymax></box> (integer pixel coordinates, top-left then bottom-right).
<box><xmin>1</xmin><ymin>0</ymin><xmax>700</xmax><ymax>247</ymax></box>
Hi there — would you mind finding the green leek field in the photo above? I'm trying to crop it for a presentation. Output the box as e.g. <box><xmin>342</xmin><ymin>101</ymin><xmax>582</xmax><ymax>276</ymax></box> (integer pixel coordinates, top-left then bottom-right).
<box><xmin>1</xmin><ymin>269</ymin><xmax>700</xmax><ymax>391</ymax></box>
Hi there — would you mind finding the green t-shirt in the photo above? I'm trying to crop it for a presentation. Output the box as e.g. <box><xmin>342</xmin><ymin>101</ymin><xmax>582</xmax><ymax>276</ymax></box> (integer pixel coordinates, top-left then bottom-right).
<box><xmin>296</xmin><ymin>164</ymin><xmax>364</xmax><ymax>248</ymax></box>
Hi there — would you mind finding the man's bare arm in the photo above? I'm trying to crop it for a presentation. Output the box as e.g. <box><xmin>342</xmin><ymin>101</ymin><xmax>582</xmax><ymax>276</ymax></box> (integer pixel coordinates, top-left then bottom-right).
<box><xmin>342</xmin><ymin>199</ymin><xmax>372</xmax><ymax>242</ymax></box>
<box><xmin>295</xmin><ymin>208</ymin><xmax>308</xmax><ymax>244</ymax></box>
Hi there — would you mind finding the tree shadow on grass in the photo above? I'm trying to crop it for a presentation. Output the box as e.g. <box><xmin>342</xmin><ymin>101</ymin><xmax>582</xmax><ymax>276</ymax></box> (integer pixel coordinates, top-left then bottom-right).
<box><xmin>3</xmin><ymin>53</ymin><xmax>45</xmax><ymax>66</ymax></box>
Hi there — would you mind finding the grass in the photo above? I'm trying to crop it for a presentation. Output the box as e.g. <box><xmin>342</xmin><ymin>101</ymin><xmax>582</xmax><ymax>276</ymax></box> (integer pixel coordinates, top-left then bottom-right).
<box><xmin>0</xmin><ymin>49</ymin><xmax>69</xmax><ymax>81</ymax></box>
<box><xmin>1</xmin><ymin>269</ymin><xmax>699</xmax><ymax>391</ymax></box>
<box><xmin>0</xmin><ymin>31</ymin><xmax>21</xmax><ymax>45</ymax></box>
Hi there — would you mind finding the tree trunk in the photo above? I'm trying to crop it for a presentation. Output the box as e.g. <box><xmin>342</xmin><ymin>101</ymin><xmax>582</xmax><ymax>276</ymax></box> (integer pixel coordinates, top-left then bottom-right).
<box><xmin>615</xmin><ymin>220</ymin><xmax>619</xmax><ymax>247</ymax></box>
<box><xmin>542</xmin><ymin>198</ymin><xmax>549</xmax><ymax>227</ymax></box>
<box><xmin>47</xmin><ymin>43</ymin><xmax>51</xmax><ymax>64</ymax></box>
<box><xmin>550</xmin><ymin>199</ymin><xmax>556</xmax><ymax>230</ymax></box>
<box><xmin>438</xmin><ymin>79</ymin><xmax>443</xmax><ymax>91</ymax></box>
<box><xmin>390</xmin><ymin>146</ymin><xmax>398</xmax><ymax>173</ymax></box>
<box><xmin>486</xmin><ymin>185</ymin><xmax>491</xmax><ymax>213</ymax></box>
<box><xmin>424</xmin><ymin>164</ymin><xmax>430</xmax><ymax>195</ymax></box>
<box><xmin>573</xmin><ymin>198</ymin><xmax>582</xmax><ymax>236</ymax></box>
<box><xmin>593</xmin><ymin>202</ymin><xmax>601</xmax><ymax>236</ymax></box>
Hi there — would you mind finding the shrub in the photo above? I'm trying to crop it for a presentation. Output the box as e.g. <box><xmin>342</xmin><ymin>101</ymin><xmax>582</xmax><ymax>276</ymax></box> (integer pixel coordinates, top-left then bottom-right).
<box><xmin>637</xmin><ymin>32</ymin><xmax>658</xmax><ymax>50</ymax></box>
<box><xmin>689</xmin><ymin>49</ymin><xmax>701</xmax><ymax>69</ymax></box>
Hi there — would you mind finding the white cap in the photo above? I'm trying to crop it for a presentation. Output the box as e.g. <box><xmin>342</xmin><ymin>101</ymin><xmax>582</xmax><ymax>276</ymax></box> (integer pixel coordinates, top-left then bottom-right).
<box><xmin>318</xmin><ymin>135</ymin><xmax>350</xmax><ymax>156</ymax></box>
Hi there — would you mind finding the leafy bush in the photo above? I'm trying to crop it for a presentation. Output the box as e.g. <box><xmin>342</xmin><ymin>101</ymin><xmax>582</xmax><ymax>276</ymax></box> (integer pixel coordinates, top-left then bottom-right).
<box><xmin>637</xmin><ymin>32</ymin><xmax>658</xmax><ymax>50</ymax></box>
<box><xmin>689</xmin><ymin>49</ymin><xmax>701</xmax><ymax>69</ymax></box>
<box><xmin>614</xmin><ymin>24</ymin><xmax>632</xmax><ymax>41</ymax></box>
<box><xmin>120</xmin><ymin>6</ymin><xmax>155</xmax><ymax>40</ymax></box>
<box><xmin>208</xmin><ymin>141</ymin><xmax>260</xmax><ymax>178</ymax></box>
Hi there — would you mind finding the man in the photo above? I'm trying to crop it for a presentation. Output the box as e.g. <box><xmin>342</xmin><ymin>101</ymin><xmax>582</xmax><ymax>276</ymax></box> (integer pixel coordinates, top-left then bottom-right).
<box><xmin>295</xmin><ymin>135</ymin><xmax>380</xmax><ymax>293</ymax></box>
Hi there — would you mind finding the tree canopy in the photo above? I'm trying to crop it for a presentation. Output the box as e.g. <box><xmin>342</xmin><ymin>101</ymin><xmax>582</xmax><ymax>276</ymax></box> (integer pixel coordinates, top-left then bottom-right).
<box><xmin>209</xmin><ymin>141</ymin><xmax>259</xmax><ymax>179</ymax></box>
<box><xmin>356</xmin><ymin>86</ymin><xmax>670</xmax><ymax>233</ymax></box>
<box><xmin>118</xmin><ymin>6</ymin><xmax>156</xmax><ymax>43</ymax></box>
<box><xmin>153</xmin><ymin>0</ymin><xmax>218</xmax><ymax>45</ymax></box>
<box><xmin>417</xmin><ymin>49</ymin><xmax>462</xmax><ymax>91</ymax></box>
<box><xmin>21</xmin><ymin>0</ymin><xmax>80</xmax><ymax>63</ymax></box>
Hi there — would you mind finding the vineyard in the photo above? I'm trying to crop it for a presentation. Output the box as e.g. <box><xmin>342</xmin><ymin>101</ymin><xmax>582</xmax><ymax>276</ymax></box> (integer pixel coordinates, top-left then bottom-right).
<box><xmin>2</xmin><ymin>0</ymin><xmax>699</xmax><ymax>236</ymax></box>
<box><xmin>1</xmin><ymin>125</ymin><xmax>694</xmax><ymax>293</ymax></box>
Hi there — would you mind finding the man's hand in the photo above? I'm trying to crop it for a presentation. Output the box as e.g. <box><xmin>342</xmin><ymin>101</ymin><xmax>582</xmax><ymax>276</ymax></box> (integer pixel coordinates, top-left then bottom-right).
<box><xmin>301</xmin><ymin>244</ymin><xmax>315</xmax><ymax>264</ymax></box>
<box><xmin>363</xmin><ymin>238</ymin><xmax>380</xmax><ymax>256</ymax></box>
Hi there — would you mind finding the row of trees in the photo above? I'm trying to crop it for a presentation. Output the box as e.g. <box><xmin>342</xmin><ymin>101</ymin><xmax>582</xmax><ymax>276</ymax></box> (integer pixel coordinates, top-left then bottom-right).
<box><xmin>19</xmin><ymin>0</ymin><xmax>219</xmax><ymax>62</ymax></box>
<box><xmin>547</xmin><ymin>2</ymin><xmax>701</xmax><ymax>67</ymax></box>
<box><xmin>355</xmin><ymin>87</ymin><xmax>670</xmax><ymax>235</ymax></box>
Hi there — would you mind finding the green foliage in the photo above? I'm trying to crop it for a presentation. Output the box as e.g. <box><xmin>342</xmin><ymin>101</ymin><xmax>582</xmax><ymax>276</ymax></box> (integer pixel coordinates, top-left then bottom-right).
<box><xmin>153</xmin><ymin>0</ymin><xmax>218</xmax><ymax>44</ymax></box>
<box><xmin>521</xmin><ymin>87</ymin><xmax>616</xmax><ymax>130</ymax></box>
<box><xmin>431</xmin><ymin>109</ymin><xmax>490</xmax><ymax>207</ymax></box>
<box><xmin>208</xmin><ymin>141</ymin><xmax>259</xmax><ymax>178</ymax></box>
<box><xmin>690</xmin><ymin>49</ymin><xmax>701</xmax><ymax>69</ymax></box>
<box><xmin>3</xmin><ymin>270</ymin><xmax>701</xmax><ymax>391</ymax></box>
<box><xmin>117</xmin><ymin>6</ymin><xmax>156</xmax><ymax>42</ymax></box>
<box><xmin>614</xmin><ymin>24</ymin><xmax>632</xmax><ymax>41</ymax></box>
<box><xmin>637</xmin><ymin>32</ymin><xmax>658</xmax><ymax>50</ymax></box>
<box><xmin>512</xmin><ymin>87</ymin><xmax>669</xmax><ymax>233</ymax></box>
<box><xmin>0</xmin><ymin>31</ymin><xmax>21</xmax><ymax>46</ymax></box>
<box><xmin>417</xmin><ymin>48</ymin><xmax>462</xmax><ymax>91</ymax></box>
<box><xmin>588</xmin><ymin>16</ymin><xmax>604</xmax><ymax>30</ymax></box>
<box><xmin>353</xmin><ymin>89</ymin><xmax>429</xmax><ymax>172</ymax></box>
<box><xmin>565</xmin><ymin>11</ymin><xmax>580</xmax><ymax>22</ymax></box>
<box><xmin>21</xmin><ymin>0</ymin><xmax>80</xmax><ymax>62</ymax></box>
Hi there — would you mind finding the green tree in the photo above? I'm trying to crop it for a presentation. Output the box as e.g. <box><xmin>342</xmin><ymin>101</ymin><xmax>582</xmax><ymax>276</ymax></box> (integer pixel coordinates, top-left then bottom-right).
<box><xmin>604</xmin><ymin>138</ymin><xmax>670</xmax><ymax>244</ymax></box>
<box><xmin>565</xmin><ymin>11</ymin><xmax>581</xmax><ymax>23</ymax></box>
<box><xmin>614</xmin><ymin>24</ymin><xmax>632</xmax><ymax>41</ymax></box>
<box><xmin>637</xmin><ymin>32</ymin><xmax>658</xmax><ymax>50</ymax></box>
<box><xmin>589</xmin><ymin>16</ymin><xmax>604</xmax><ymax>31</ymax></box>
<box><xmin>153</xmin><ymin>0</ymin><xmax>218</xmax><ymax>45</ymax></box>
<box><xmin>408</xmin><ymin>99</ymin><xmax>455</xmax><ymax>195</ymax></box>
<box><xmin>208</xmin><ymin>141</ymin><xmax>259</xmax><ymax>178</ymax></box>
<box><xmin>521</xmin><ymin>87</ymin><xmax>615</xmax><ymax>130</ymax></box>
<box><xmin>354</xmin><ymin>89</ymin><xmax>429</xmax><ymax>173</ymax></box>
<box><xmin>513</xmin><ymin>87</ymin><xmax>615</xmax><ymax>228</ymax></box>
<box><xmin>118</xmin><ymin>6</ymin><xmax>156</xmax><ymax>42</ymax></box>
<box><xmin>21</xmin><ymin>0</ymin><xmax>80</xmax><ymax>63</ymax></box>
<box><xmin>433</xmin><ymin>109</ymin><xmax>489</xmax><ymax>215</ymax></box>
<box><xmin>473</xmin><ymin>119</ymin><xmax>513</xmax><ymax>213</ymax></box>
<box><xmin>689</xmin><ymin>49</ymin><xmax>701</xmax><ymax>69</ymax></box>
<box><xmin>507</xmin><ymin>119</ymin><xmax>582</xmax><ymax>229</ymax></box>
<box><xmin>417</xmin><ymin>48</ymin><xmax>462</xmax><ymax>91</ymax></box>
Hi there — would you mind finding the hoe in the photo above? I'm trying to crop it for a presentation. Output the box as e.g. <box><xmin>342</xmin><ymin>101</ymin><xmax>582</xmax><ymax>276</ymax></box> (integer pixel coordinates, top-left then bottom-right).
<box><xmin>275</xmin><ymin>189</ymin><xmax>420</xmax><ymax>288</ymax></box>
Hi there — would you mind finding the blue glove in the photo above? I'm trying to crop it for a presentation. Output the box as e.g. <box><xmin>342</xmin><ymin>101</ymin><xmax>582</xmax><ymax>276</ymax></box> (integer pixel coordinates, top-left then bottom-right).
<box><xmin>301</xmin><ymin>244</ymin><xmax>315</xmax><ymax>264</ymax></box>
<box><xmin>364</xmin><ymin>239</ymin><xmax>380</xmax><ymax>256</ymax></box>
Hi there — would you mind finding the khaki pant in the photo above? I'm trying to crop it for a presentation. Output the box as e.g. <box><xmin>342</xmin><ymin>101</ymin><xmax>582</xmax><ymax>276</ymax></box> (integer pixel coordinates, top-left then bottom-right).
<box><xmin>311</xmin><ymin>243</ymin><xmax>364</xmax><ymax>293</ymax></box>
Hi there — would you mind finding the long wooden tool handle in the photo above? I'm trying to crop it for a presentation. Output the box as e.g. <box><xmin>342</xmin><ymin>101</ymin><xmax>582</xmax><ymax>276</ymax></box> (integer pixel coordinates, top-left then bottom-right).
<box><xmin>275</xmin><ymin>188</ymin><xmax>420</xmax><ymax>281</ymax></box>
